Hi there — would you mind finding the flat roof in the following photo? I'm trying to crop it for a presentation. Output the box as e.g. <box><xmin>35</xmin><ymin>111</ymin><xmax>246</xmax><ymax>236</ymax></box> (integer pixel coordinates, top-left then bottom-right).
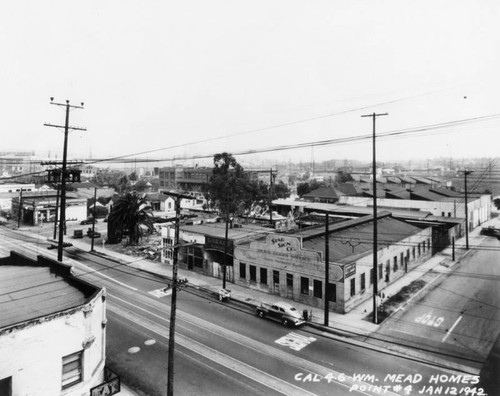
<box><xmin>0</xmin><ymin>253</ymin><xmax>99</xmax><ymax>329</ymax></box>
<box><xmin>180</xmin><ymin>222</ymin><xmax>271</xmax><ymax>241</ymax></box>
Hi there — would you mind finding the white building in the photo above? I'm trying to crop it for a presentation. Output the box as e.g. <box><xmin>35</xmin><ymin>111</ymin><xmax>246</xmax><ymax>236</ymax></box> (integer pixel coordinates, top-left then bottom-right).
<box><xmin>0</xmin><ymin>252</ymin><xmax>110</xmax><ymax>396</ymax></box>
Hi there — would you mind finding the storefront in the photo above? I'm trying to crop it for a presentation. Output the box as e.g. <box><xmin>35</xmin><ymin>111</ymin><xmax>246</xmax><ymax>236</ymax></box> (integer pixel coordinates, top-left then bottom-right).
<box><xmin>233</xmin><ymin>213</ymin><xmax>432</xmax><ymax>314</ymax></box>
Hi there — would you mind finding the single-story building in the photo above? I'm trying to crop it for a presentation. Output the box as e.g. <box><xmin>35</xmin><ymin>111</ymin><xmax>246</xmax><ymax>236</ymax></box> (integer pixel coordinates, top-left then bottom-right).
<box><xmin>233</xmin><ymin>212</ymin><xmax>432</xmax><ymax>314</ymax></box>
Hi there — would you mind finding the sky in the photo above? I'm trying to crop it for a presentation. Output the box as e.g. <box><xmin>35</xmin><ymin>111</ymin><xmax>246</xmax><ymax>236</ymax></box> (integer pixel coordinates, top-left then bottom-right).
<box><xmin>1</xmin><ymin>0</ymin><xmax>499</xmax><ymax>168</ymax></box>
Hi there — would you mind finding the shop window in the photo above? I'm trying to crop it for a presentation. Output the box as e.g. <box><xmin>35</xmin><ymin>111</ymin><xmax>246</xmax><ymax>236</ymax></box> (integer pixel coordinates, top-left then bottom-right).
<box><xmin>328</xmin><ymin>283</ymin><xmax>336</xmax><ymax>302</ymax></box>
<box><xmin>350</xmin><ymin>278</ymin><xmax>355</xmax><ymax>296</ymax></box>
<box><xmin>313</xmin><ymin>279</ymin><xmax>322</xmax><ymax>298</ymax></box>
<box><xmin>360</xmin><ymin>273</ymin><xmax>366</xmax><ymax>291</ymax></box>
<box><xmin>300</xmin><ymin>277</ymin><xmax>309</xmax><ymax>295</ymax></box>
<box><xmin>249</xmin><ymin>265</ymin><xmax>256</xmax><ymax>282</ymax></box>
<box><xmin>273</xmin><ymin>270</ymin><xmax>279</xmax><ymax>285</ymax></box>
<box><xmin>240</xmin><ymin>263</ymin><xmax>246</xmax><ymax>279</ymax></box>
<box><xmin>62</xmin><ymin>351</ymin><xmax>83</xmax><ymax>389</ymax></box>
<box><xmin>260</xmin><ymin>268</ymin><xmax>267</xmax><ymax>285</ymax></box>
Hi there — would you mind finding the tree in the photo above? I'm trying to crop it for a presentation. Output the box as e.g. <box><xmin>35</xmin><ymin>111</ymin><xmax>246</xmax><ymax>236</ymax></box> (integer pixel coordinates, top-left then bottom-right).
<box><xmin>107</xmin><ymin>191</ymin><xmax>154</xmax><ymax>245</ymax></box>
<box><xmin>203</xmin><ymin>153</ymin><xmax>252</xmax><ymax>216</ymax></box>
<box><xmin>297</xmin><ymin>180</ymin><xmax>323</xmax><ymax>197</ymax></box>
<box><xmin>273</xmin><ymin>180</ymin><xmax>291</xmax><ymax>199</ymax></box>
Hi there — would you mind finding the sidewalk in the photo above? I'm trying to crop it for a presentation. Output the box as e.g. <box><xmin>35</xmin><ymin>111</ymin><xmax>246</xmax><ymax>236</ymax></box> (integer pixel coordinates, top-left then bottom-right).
<box><xmin>9</xmin><ymin>215</ymin><xmax>498</xmax><ymax>389</ymax></box>
<box><xmin>70</xmin><ymin>217</ymin><xmax>495</xmax><ymax>337</ymax></box>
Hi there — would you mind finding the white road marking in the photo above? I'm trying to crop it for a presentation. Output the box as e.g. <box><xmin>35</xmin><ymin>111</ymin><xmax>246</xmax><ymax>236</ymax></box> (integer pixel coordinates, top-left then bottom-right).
<box><xmin>72</xmin><ymin>260</ymin><xmax>139</xmax><ymax>291</ymax></box>
<box><xmin>110</xmin><ymin>295</ymin><xmax>397</xmax><ymax>396</ymax></box>
<box><xmin>149</xmin><ymin>288</ymin><xmax>172</xmax><ymax>297</ymax></box>
<box><xmin>275</xmin><ymin>332</ymin><xmax>317</xmax><ymax>351</ymax></box>
<box><xmin>442</xmin><ymin>315</ymin><xmax>463</xmax><ymax>342</ymax></box>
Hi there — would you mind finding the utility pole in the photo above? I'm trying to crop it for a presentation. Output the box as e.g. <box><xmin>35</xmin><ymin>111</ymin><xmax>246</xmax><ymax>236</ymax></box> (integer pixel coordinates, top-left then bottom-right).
<box><xmin>324</xmin><ymin>212</ymin><xmax>330</xmax><ymax>326</ymax></box>
<box><xmin>269</xmin><ymin>168</ymin><xmax>275</xmax><ymax>226</ymax></box>
<box><xmin>223</xmin><ymin>200</ymin><xmax>229</xmax><ymax>290</ymax></box>
<box><xmin>460</xmin><ymin>170</ymin><xmax>473</xmax><ymax>250</ymax></box>
<box><xmin>53</xmin><ymin>184</ymin><xmax>60</xmax><ymax>240</ymax></box>
<box><xmin>162</xmin><ymin>191</ymin><xmax>192</xmax><ymax>396</ymax></box>
<box><xmin>44</xmin><ymin>98</ymin><xmax>86</xmax><ymax>262</ymax></box>
<box><xmin>361</xmin><ymin>112</ymin><xmax>388</xmax><ymax>324</ymax></box>
<box><xmin>91</xmin><ymin>187</ymin><xmax>97</xmax><ymax>252</ymax></box>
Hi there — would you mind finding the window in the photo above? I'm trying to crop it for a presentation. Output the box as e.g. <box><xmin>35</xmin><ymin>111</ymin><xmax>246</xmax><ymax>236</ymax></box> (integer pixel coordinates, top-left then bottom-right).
<box><xmin>350</xmin><ymin>278</ymin><xmax>356</xmax><ymax>296</ymax></box>
<box><xmin>393</xmin><ymin>256</ymin><xmax>398</xmax><ymax>271</ymax></box>
<box><xmin>418</xmin><ymin>243</ymin><xmax>421</xmax><ymax>255</ymax></box>
<box><xmin>62</xmin><ymin>351</ymin><xmax>83</xmax><ymax>389</ymax></box>
<box><xmin>360</xmin><ymin>273</ymin><xmax>366</xmax><ymax>291</ymax></box>
<box><xmin>286</xmin><ymin>273</ymin><xmax>294</xmax><ymax>288</ymax></box>
<box><xmin>260</xmin><ymin>268</ymin><xmax>267</xmax><ymax>285</ymax></box>
<box><xmin>300</xmin><ymin>277</ymin><xmax>309</xmax><ymax>295</ymax></box>
<box><xmin>239</xmin><ymin>263</ymin><xmax>246</xmax><ymax>279</ymax></box>
<box><xmin>313</xmin><ymin>280</ymin><xmax>322</xmax><ymax>298</ymax></box>
<box><xmin>427</xmin><ymin>239</ymin><xmax>431</xmax><ymax>250</ymax></box>
<box><xmin>273</xmin><ymin>270</ymin><xmax>279</xmax><ymax>285</ymax></box>
<box><xmin>370</xmin><ymin>268</ymin><xmax>374</xmax><ymax>285</ymax></box>
<box><xmin>412</xmin><ymin>247</ymin><xmax>416</xmax><ymax>259</ymax></box>
<box><xmin>400</xmin><ymin>252</ymin><xmax>404</xmax><ymax>266</ymax></box>
<box><xmin>385</xmin><ymin>262</ymin><xmax>390</xmax><ymax>282</ymax></box>
<box><xmin>378</xmin><ymin>263</ymin><xmax>383</xmax><ymax>280</ymax></box>
<box><xmin>328</xmin><ymin>283</ymin><xmax>336</xmax><ymax>302</ymax></box>
<box><xmin>249</xmin><ymin>265</ymin><xmax>256</xmax><ymax>282</ymax></box>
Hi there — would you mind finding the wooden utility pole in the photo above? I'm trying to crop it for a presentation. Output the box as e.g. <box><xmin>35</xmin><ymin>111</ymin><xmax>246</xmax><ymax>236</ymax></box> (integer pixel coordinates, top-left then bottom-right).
<box><xmin>361</xmin><ymin>112</ymin><xmax>388</xmax><ymax>324</ymax></box>
<box><xmin>91</xmin><ymin>187</ymin><xmax>97</xmax><ymax>251</ymax></box>
<box><xmin>162</xmin><ymin>191</ymin><xmax>193</xmax><ymax>396</ymax></box>
<box><xmin>324</xmin><ymin>212</ymin><xmax>330</xmax><ymax>326</ymax></box>
<box><xmin>44</xmin><ymin>98</ymin><xmax>86</xmax><ymax>262</ymax></box>
<box><xmin>460</xmin><ymin>170</ymin><xmax>473</xmax><ymax>250</ymax></box>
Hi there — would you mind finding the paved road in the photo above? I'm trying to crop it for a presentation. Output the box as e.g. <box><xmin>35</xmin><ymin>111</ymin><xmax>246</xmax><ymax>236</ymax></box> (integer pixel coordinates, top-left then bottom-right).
<box><xmin>0</xmin><ymin>227</ymin><xmax>488</xmax><ymax>396</ymax></box>
<box><xmin>373</xmin><ymin>235</ymin><xmax>500</xmax><ymax>372</ymax></box>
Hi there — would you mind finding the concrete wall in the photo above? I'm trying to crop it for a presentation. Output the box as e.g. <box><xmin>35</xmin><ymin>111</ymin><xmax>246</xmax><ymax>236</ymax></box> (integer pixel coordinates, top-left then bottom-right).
<box><xmin>0</xmin><ymin>291</ymin><xmax>106</xmax><ymax>396</ymax></box>
<box><xmin>343</xmin><ymin>227</ymin><xmax>433</xmax><ymax>313</ymax></box>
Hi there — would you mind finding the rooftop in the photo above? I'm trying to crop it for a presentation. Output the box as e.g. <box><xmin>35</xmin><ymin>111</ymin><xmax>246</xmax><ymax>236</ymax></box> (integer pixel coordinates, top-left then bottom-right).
<box><xmin>302</xmin><ymin>215</ymin><xmax>424</xmax><ymax>264</ymax></box>
<box><xmin>0</xmin><ymin>253</ymin><xmax>100</xmax><ymax>330</ymax></box>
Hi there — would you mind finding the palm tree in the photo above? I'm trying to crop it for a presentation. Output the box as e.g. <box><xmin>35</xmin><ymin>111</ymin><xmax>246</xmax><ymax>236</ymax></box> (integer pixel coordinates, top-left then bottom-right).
<box><xmin>107</xmin><ymin>191</ymin><xmax>154</xmax><ymax>246</ymax></box>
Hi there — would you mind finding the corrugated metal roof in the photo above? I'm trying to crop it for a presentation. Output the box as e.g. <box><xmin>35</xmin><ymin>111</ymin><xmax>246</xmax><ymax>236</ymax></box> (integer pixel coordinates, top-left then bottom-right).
<box><xmin>302</xmin><ymin>216</ymin><xmax>423</xmax><ymax>263</ymax></box>
<box><xmin>0</xmin><ymin>265</ymin><xmax>88</xmax><ymax>329</ymax></box>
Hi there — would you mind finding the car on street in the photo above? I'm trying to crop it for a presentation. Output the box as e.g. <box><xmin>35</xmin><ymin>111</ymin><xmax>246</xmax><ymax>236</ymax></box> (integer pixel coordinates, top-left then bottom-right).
<box><xmin>81</xmin><ymin>218</ymin><xmax>97</xmax><ymax>225</ymax></box>
<box><xmin>480</xmin><ymin>226</ymin><xmax>500</xmax><ymax>237</ymax></box>
<box><xmin>86</xmin><ymin>228</ymin><xmax>101</xmax><ymax>238</ymax></box>
<box><xmin>256</xmin><ymin>301</ymin><xmax>305</xmax><ymax>327</ymax></box>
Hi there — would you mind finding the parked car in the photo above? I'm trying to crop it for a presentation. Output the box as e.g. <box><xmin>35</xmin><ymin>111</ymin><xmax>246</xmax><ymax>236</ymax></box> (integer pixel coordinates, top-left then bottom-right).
<box><xmin>86</xmin><ymin>228</ymin><xmax>101</xmax><ymax>238</ymax></box>
<box><xmin>255</xmin><ymin>302</ymin><xmax>305</xmax><ymax>327</ymax></box>
<box><xmin>73</xmin><ymin>229</ymin><xmax>83</xmax><ymax>239</ymax></box>
<box><xmin>480</xmin><ymin>226</ymin><xmax>500</xmax><ymax>237</ymax></box>
<box><xmin>80</xmin><ymin>218</ymin><xmax>97</xmax><ymax>225</ymax></box>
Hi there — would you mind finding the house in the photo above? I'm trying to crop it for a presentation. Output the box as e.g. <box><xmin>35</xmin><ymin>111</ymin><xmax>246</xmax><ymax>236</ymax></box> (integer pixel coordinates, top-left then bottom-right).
<box><xmin>0</xmin><ymin>252</ymin><xmax>114</xmax><ymax>396</ymax></box>
<box><xmin>302</xmin><ymin>187</ymin><xmax>343</xmax><ymax>204</ymax></box>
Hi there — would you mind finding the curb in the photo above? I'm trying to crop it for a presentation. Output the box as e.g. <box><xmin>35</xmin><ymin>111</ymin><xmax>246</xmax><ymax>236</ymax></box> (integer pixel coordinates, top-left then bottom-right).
<box><xmin>86</xmin><ymin>246</ymin><xmax>481</xmax><ymax>375</ymax></box>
